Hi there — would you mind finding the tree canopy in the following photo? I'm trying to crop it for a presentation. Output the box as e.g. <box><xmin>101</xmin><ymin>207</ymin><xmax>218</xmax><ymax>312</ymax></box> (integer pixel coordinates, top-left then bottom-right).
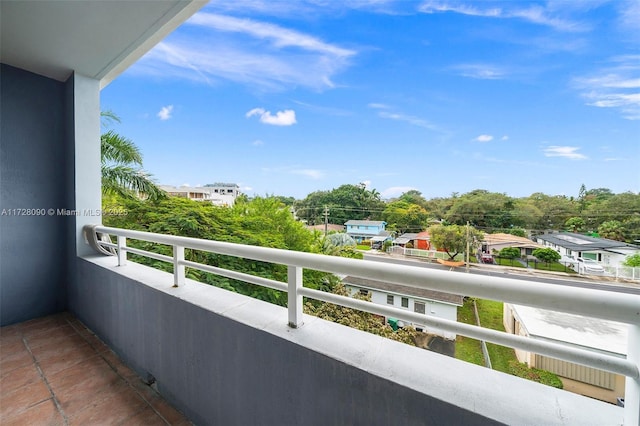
<box><xmin>428</xmin><ymin>224</ymin><xmax>484</xmax><ymax>261</ymax></box>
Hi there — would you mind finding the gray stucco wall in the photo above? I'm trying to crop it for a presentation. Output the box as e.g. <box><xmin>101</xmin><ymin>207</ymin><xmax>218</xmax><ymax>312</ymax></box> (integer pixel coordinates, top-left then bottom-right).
<box><xmin>0</xmin><ymin>64</ymin><xmax>74</xmax><ymax>326</ymax></box>
<box><xmin>70</xmin><ymin>256</ymin><xmax>622</xmax><ymax>426</ymax></box>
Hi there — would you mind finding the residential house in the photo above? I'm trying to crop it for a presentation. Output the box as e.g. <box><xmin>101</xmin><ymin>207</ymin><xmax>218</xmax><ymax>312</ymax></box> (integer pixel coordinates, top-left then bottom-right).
<box><xmin>160</xmin><ymin>183</ymin><xmax>240</xmax><ymax>206</ymax></box>
<box><xmin>344</xmin><ymin>220</ymin><xmax>390</xmax><ymax>244</ymax></box>
<box><xmin>393</xmin><ymin>231</ymin><xmax>431</xmax><ymax>249</ymax></box>
<box><xmin>0</xmin><ymin>2</ymin><xmax>635</xmax><ymax>424</ymax></box>
<box><xmin>503</xmin><ymin>303</ymin><xmax>627</xmax><ymax>405</ymax></box>
<box><xmin>535</xmin><ymin>232</ymin><xmax>640</xmax><ymax>269</ymax></box>
<box><xmin>482</xmin><ymin>233</ymin><xmax>545</xmax><ymax>257</ymax></box>
<box><xmin>342</xmin><ymin>276</ymin><xmax>463</xmax><ymax>340</ymax></box>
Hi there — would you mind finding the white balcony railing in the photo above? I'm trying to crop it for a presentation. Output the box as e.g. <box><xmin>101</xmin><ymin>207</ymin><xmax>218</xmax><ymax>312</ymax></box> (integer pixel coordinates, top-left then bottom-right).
<box><xmin>86</xmin><ymin>225</ymin><xmax>640</xmax><ymax>425</ymax></box>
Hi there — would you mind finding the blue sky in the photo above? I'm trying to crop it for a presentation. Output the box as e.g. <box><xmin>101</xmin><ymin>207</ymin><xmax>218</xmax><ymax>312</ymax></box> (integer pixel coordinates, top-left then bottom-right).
<box><xmin>101</xmin><ymin>0</ymin><xmax>640</xmax><ymax>200</ymax></box>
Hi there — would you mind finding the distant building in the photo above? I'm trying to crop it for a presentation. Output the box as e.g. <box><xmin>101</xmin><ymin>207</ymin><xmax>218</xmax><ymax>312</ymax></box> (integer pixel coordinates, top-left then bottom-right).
<box><xmin>342</xmin><ymin>276</ymin><xmax>463</xmax><ymax>340</ymax></box>
<box><xmin>160</xmin><ymin>183</ymin><xmax>240</xmax><ymax>206</ymax></box>
<box><xmin>535</xmin><ymin>232</ymin><xmax>640</xmax><ymax>269</ymax></box>
<box><xmin>393</xmin><ymin>231</ymin><xmax>431</xmax><ymax>250</ymax></box>
<box><xmin>344</xmin><ymin>220</ymin><xmax>391</xmax><ymax>244</ymax></box>
<box><xmin>503</xmin><ymin>303</ymin><xmax>627</xmax><ymax>404</ymax></box>
<box><xmin>482</xmin><ymin>233</ymin><xmax>544</xmax><ymax>257</ymax></box>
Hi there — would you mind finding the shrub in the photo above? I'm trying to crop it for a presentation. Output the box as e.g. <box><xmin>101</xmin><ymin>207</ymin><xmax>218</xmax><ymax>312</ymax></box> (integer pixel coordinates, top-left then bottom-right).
<box><xmin>508</xmin><ymin>360</ymin><xmax>563</xmax><ymax>389</ymax></box>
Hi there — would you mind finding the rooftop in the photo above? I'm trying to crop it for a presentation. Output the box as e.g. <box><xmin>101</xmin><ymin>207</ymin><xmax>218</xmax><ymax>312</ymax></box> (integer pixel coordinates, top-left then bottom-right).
<box><xmin>537</xmin><ymin>232</ymin><xmax>638</xmax><ymax>252</ymax></box>
<box><xmin>343</xmin><ymin>276</ymin><xmax>464</xmax><ymax>306</ymax></box>
<box><xmin>0</xmin><ymin>312</ymin><xmax>190</xmax><ymax>425</ymax></box>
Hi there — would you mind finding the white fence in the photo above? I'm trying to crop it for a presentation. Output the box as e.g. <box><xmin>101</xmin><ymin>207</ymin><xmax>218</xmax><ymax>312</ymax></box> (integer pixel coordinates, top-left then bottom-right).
<box><xmin>86</xmin><ymin>225</ymin><xmax>640</xmax><ymax>425</ymax></box>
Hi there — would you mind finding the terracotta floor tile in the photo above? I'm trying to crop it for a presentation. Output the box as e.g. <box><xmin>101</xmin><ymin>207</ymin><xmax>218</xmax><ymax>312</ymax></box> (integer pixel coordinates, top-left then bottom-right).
<box><xmin>146</xmin><ymin>394</ymin><xmax>191</xmax><ymax>425</ymax></box>
<box><xmin>0</xmin><ymin>337</ymin><xmax>27</xmax><ymax>357</ymax></box>
<box><xmin>37</xmin><ymin>343</ymin><xmax>99</xmax><ymax>377</ymax></box>
<box><xmin>49</xmin><ymin>358</ymin><xmax>122</xmax><ymax>414</ymax></box>
<box><xmin>121</xmin><ymin>406</ymin><xmax>168</xmax><ymax>426</ymax></box>
<box><xmin>19</xmin><ymin>315</ymin><xmax>69</xmax><ymax>338</ymax></box>
<box><xmin>0</xmin><ymin>380</ymin><xmax>51</xmax><ymax>419</ymax></box>
<box><xmin>0</xmin><ymin>362</ymin><xmax>42</xmax><ymax>394</ymax></box>
<box><xmin>68</xmin><ymin>383</ymin><xmax>147</xmax><ymax>426</ymax></box>
<box><xmin>77</xmin><ymin>330</ymin><xmax>111</xmax><ymax>353</ymax></box>
<box><xmin>0</xmin><ymin>323</ymin><xmax>23</xmax><ymax>339</ymax></box>
<box><xmin>101</xmin><ymin>350</ymin><xmax>140</xmax><ymax>382</ymax></box>
<box><xmin>29</xmin><ymin>333</ymin><xmax>91</xmax><ymax>362</ymax></box>
<box><xmin>25</xmin><ymin>324</ymin><xmax>77</xmax><ymax>349</ymax></box>
<box><xmin>1</xmin><ymin>398</ymin><xmax>64</xmax><ymax>426</ymax></box>
<box><xmin>0</xmin><ymin>345</ymin><xmax>33</xmax><ymax>373</ymax></box>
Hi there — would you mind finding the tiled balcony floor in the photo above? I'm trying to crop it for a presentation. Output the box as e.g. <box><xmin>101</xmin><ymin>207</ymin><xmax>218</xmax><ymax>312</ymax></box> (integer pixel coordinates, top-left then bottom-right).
<box><xmin>0</xmin><ymin>312</ymin><xmax>191</xmax><ymax>425</ymax></box>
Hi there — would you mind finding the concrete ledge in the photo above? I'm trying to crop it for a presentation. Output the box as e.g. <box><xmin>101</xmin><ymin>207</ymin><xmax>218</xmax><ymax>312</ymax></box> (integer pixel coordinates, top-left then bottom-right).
<box><xmin>71</xmin><ymin>255</ymin><xmax>623</xmax><ymax>426</ymax></box>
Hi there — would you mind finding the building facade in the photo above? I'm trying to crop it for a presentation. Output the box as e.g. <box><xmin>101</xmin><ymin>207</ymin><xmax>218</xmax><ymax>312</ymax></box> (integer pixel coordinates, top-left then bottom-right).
<box><xmin>161</xmin><ymin>183</ymin><xmax>241</xmax><ymax>206</ymax></box>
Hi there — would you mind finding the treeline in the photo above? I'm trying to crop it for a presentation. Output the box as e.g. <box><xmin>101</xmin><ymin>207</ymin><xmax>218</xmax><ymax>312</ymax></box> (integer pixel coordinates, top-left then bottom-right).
<box><xmin>294</xmin><ymin>185</ymin><xmax>640</xmax><ymax>243</ymax></box>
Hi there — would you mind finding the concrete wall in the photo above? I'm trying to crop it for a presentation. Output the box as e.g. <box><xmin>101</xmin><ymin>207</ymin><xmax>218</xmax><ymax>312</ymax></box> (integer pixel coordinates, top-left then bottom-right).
<box><xmin>0</xmin><ymin>64</ymin><xmax>74</xmax><ymax>326</ymax></box>
<box><xmin>69</xmin><ymin>256</ymin><xmax>623</xmax><ymax>426</ymax></box>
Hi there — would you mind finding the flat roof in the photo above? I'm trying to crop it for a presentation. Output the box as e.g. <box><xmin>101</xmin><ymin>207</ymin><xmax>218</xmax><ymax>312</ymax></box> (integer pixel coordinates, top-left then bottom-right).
<box><xmin>343</xmin><ymin>276</ymin><xmax>464</xmax><ymax>306</ymax></box>
<box><xmin>511</xmin><ymin>304</ymin><xmax>628</xmax><ymax>356</ymax></box>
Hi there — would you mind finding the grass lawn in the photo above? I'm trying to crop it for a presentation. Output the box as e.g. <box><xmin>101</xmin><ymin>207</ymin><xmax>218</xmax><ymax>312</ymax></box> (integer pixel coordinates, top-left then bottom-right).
<box><xmin>532</xmin><ymin>262</ymin><xmax>577</xmax><ymax>274</ymax></box>
<box><xmin>356</xmin><ymin>245</ymin><xmax>371</xmax><ymax>250</ymax></box>
<box><xmin>455</xmin><ymin>298</ymin><xmax>484</xmax><ymax>366</ymax></box>
<box><xmin>475</xmin><ymin>299</ymin><xmax>517</xmax><ymax>373</ymax></box>
<box><xmin>494</xmin><ymin>258</ymin><xmax>525</xmax><ymax>268</ymax></box>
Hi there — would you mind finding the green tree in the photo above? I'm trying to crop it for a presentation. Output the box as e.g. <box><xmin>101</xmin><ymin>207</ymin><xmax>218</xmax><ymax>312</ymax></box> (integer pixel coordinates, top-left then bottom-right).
<box><xmin>444</xmin><ymin>190</ymin><xmax>520</xmax><ymax>230</ymax></box>
<box><xmin>598</xmin><ymin>220</ymin><xmax>626</xmax><ymax>241</ymax></box>
<box><xmin>564</xmin><ymin>217</ymin><xmax>585</xmax><ymax>233</ymax></box>
<box><xmin>623</xmin><ymin>253</ymin><xmax>640</xmax><ymax>267</ymax></box>
<box><xmin>499</xmin><ymin>247</ymin><xmax>521</xmax><ymax>260</ymax></box>
<box><xmin>382</xmin><ymin>200</ymin><xmax>430</xmax><ymax>234</ymax></box>
<box><xmin>294</xmin><ymin>183</ymin><xmax>384</xmax><ymax>225</ymax></box>
<box><xmin>428</xmin><ymin>224</ymin><xmax>484</xmax><ymax>261</ymax></box>
<box><xmin>532</xmin><ymin>248</ymin><xmax>561</xmax><ymax>266</ymax></box>
<box><xmin>101</xmin><ymin>111</ymin><xmax>163</xmax><ymax>201</ymax></box>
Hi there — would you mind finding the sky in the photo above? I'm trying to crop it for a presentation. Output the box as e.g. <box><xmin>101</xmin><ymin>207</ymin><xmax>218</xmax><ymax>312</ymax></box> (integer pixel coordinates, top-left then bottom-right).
<box><xmin>101</xmin><ymin>0</ymin><xmax>640</xmax><ymax>200</ymax></box>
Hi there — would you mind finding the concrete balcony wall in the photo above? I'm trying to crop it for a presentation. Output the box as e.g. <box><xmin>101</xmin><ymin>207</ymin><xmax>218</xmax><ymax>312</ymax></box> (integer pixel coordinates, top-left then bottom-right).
<box><xmin>69</xmin><ymin>255</ymin><xmax>622</xmax><ymax>426</ymax></box>
<box><xmin>0</xmin><ymin>64</ymin><xmax>75</xmax><ymax>326</ymax></box>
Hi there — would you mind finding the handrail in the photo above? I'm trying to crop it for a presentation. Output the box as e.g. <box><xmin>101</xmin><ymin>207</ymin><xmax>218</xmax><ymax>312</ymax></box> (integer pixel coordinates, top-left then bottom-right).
<box><xmin>85</xmin><ymin>224</ymin><xmax>640</xmax><ymax>425</ymax></box>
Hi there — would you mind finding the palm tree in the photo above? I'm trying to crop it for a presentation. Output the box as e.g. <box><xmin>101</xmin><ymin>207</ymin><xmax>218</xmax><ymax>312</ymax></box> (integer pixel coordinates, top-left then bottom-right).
<box><xmin>101</xmin><ymin>111</ymin><xmax>164</xmax><ymax>201</ymax></box>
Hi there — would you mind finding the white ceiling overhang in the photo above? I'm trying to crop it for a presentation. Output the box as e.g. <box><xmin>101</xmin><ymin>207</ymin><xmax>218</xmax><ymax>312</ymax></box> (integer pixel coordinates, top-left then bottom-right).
<box><xmin>0</xmin><ymin>0</ymin><xmax>205</xmax><ymax>88</ymax></box>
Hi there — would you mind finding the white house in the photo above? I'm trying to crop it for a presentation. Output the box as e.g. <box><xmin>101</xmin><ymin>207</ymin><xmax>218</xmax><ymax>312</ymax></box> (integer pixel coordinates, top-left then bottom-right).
<box><xmin>342</xmin><ymin>276</ymin><xmax>463</xmax><ymax>340</ymax></box>
<box><xmin>535</xmin><ymin>232</ymin><xmax>640</xmax><ymax>269</ymax></box>
<box><xmin>161</xmin><ymin>183</ymin><xmax>241</xmax><ymax>206</ymax></box>
<box><xmin>503</xmin><ymin>303</ymin><xmax>627</xmax><ymax>404</ymax></box>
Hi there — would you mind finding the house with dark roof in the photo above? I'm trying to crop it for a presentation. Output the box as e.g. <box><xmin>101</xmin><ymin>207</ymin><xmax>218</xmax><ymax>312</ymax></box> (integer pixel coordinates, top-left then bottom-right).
<box><xmin>535</xmin><ymin>232</ymin><xmax>640</xmax><ymax>269</ymax></box>
<box><xmin>482</xmin><ymin>233</ymin><xmax>545</xmax><ymax>257</ymax></box>
<box><xmin>344</xmin><ymin>220</ymin><xmax>391</xmax><ymax>244</ymax></box>
<box><xmin>342</xmin><ymin>276</ymin><xmax>463</xmax><ymax>340</ymax></box>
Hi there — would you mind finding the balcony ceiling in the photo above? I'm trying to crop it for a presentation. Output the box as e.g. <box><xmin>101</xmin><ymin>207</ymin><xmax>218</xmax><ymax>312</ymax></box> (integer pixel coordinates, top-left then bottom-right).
<box><xmin>0</xmin><ymin>0</ymin><xmax>205</xmax><ymax>88</ymax></box>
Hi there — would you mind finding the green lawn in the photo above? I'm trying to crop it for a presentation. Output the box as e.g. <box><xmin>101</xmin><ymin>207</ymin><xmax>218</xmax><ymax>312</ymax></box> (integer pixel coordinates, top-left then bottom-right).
<box><xmin>532</xmin><ymin>262</ymin><xmax>577</xmax><ymax>274</ymax></box>
<box><xmin>474</xmin><ymin>299</ymin><xmax>517</xmax><ymax>373</ymax></box>
<box><xmin>494</xmin><ymin>258</ymin><xmax>525</xmax><ymax>268</ymax></box>
<box><xmin>356</xmin><ymin>245</ymin><xmax>371</xmax><ymax>250</ymax></box>
<box><xmin>455</xmin><ymin>298</ymin><xmax>484</xmax><ymax>366</ymax></box>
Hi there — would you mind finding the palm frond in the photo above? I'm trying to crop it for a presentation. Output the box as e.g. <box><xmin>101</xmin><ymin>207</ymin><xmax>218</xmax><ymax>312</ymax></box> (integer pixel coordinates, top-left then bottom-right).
<box><xmin>102</xmin><ymin>165</ymin><xmax>165</xmax><ymax>201</ymax></box>
<box><xmin>101</xmin><ymin>131</ymin><xmax>143</xmax><ymax>166</ymax></box>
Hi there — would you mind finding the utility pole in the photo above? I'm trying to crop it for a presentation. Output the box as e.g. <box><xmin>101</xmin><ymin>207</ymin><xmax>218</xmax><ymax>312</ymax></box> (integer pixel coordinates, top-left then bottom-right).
<box><xmin>323</xmin><ymin>205</ymin><xmax>329</xmax><ymax>236</ymax></box>
<box><xmin>466</xmin><ymin>221</ymin><xmax>470</xmax><ymax>273</ymax></box>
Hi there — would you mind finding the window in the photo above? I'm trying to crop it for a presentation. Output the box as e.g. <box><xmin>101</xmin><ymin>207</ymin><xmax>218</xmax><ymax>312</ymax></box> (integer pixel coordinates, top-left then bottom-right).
<box><xmin>414</xmin><ymin>302</ymin><xmax>425</xmax><ymax>314</ymax></box>
<box><xmin>359</xmin><ymin>289</ymin><xmax>369</xmax><ymax>296</ymax></box>
<box><xmin>401</xmin><ymin>297</ymin><xmax>409</xmax><ymax>308</ymax></box>
<box><xmin>387</xmin><ymin>295</ymin><xmax>394</xmax><ymax>305</ymax></box>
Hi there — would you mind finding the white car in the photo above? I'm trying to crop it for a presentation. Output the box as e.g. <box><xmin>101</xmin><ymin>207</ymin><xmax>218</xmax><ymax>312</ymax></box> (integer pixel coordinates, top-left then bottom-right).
<box><xmin>576</xmin><ymin>257</ymin><xmax>605</xmax><ymax>275</ymax></box>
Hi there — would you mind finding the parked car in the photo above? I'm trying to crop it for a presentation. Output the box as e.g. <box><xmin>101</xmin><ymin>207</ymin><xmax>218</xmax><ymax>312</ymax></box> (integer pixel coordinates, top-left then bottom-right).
<box><xmin>576</xmin><ymin>257</ymin><xmax>605</xmax><ymax>275</ymax></box>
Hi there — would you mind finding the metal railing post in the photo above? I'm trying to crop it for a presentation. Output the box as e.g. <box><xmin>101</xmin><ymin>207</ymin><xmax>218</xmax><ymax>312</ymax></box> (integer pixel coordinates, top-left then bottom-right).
<box><xmin>117</xmin><ymin>236</ymin><xmax>127</xmax><ymax>266</ymax></box>
<box><xmin>173</xmin><ymin>245</ymin><xmax>185</xmax><ymax>287</ymax></box>
<box><xmin>624</xmin><ymin>324</ymin><xmax>640</xmax><ymax>425</ymax></box>
<box><xmin>287</xmin><ymin>265</ymin><xmax>303</xmax><ymax>328</ymax></box>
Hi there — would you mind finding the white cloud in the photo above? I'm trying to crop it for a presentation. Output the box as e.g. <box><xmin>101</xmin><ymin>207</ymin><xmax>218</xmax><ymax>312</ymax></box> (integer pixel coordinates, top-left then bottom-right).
<box><xmin>453</xmin><ymin>64</ymin><xmax>506</xmax><ymax>80</ymax></box>
<box><xmin>418</xmin><ymin>1</ymin><xmax>589</xmax><ymax>32</ymax></box>
<box><xmin>361</xmin><ymin>180</ymin><xmax>372</xmax><ymax>188</ymax></box>
<box><xmin>135</xmin><ymin>13</ymin><xmax>355</xmax><ymax>91</ymax></box>
<box><xmin>291</xmin><ymin>169</ymin><xmax>324</xmax><ymax>179</ymax></box>
<box><xmin>573</xmin><ymin>55</ymin><xmax>640</xmax><ymax>120</ymax></box>
<box><xmin>377</xmin><ymin>111</ymin><xmax>439</xmax><ymax>131</ymax></box>
<box><xmin>368</xmin><ymin>103</ymin><xmax>390</xmax><ymax>109</ymax></box>
<box><xmin>157</xmin><ymin>105</ymin><xmax>174</xmax><ymax>120</ymax></box>
<box><xmin>501</xmin><ymin>135</ymin><xmax>509</xmax><ymax>141</ymax></box>
<box><xmin>246</xmin><ymin>108</ymin><xmax>297</xmax><ymax>126</ymax></box>
<box><xmin>252</xmin><ymin>139</ymin><xmax>265</xmax><ymax>146</ymax></box>
<box><xmin>543</xmin><ymin>146</ymin><xmax>588</xmax><ymax>160</ymax></box>
<box><xmin>381</xmin><ymin>186</ymin><xmax>418</xmax><ymax>198</ymax></box>
<box><xmin>474</xmin><ymin>134</ymin><xmax>494</xmax><ymax>142</ymax></box>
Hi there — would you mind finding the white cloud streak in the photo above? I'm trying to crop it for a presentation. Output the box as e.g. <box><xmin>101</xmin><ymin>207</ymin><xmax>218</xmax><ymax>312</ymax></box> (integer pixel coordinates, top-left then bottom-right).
<box><xmin>418</xmin><ymin>1</ymin><xmax>590</xmax><ymax>32</ymax></box>
<box><xmin>246</xmin><ymin>108</ymin><xmax>297</xmax><ymax>126</ymax></box>
<box><xmin>543</xmin><ymin>146</ymin><xmax>587</xmax><ymax>160</ymax></box>
<box><xmin>381</xmin><ymin>186</ymin><xmax>418</xmax><ymax>198</ymax></box>
<box><xmin>135</xmin><ymin>13</ymin><xmax>356</xmax><ymax>91</ymax></box>
<box><xmin>157</xmin><ymin>105</ymin><xmax>174</xmax><ymax>120</ymax></box>
<box><xmin>452</xmin><ymin>64</ymin><xmax>507</xmax><ymax>80</ymax></box>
